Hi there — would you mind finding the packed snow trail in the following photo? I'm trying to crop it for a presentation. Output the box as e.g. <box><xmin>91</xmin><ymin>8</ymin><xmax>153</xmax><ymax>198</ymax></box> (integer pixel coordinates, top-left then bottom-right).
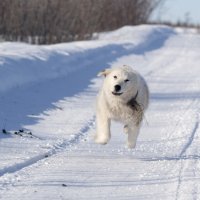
<box><xmin>1</xmin><ymin>25</ymin><xmax>200</xmax><ymax>199</ymax></box>
<box><xmin>0</xmin><ymin>25</ymin><xmax>173</xmax><ymax>176</ymax></box>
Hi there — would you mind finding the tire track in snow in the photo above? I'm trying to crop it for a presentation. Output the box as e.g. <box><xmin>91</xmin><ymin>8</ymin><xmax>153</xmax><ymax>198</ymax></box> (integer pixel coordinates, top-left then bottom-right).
<box><xmin>175</xmin><ymin>110</ymin><xmax>200</xmax><ymax>200</ymax></box>
<box><xmin>179</xmin><ymin>112</ymin><xmax>200</xmax><ymax>157</ymax></box>
<box><xmin>0</xmin><ymin>116</ymin><xmax>95</xmax><ymax>178</ymax></box>
<box><xmin>174</xmin><ymin>61</ymin><xmax>200</xmax><ymax>199</ymax></box>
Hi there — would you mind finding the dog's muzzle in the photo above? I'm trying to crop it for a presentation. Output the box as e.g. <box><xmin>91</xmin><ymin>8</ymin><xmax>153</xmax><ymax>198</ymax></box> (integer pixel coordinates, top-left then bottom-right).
<box><xmin>112</xmin><ymin>84</ymin><xmax>123</xmax><ymax>95</ymax></box>
<box><xmin>114</xmin><ymin>85</ymin><xmax>121</xmax><ymax>92</ymax></box>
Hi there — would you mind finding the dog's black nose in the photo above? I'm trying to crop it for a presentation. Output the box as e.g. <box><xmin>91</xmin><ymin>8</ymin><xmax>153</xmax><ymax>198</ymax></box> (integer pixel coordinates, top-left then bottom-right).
<box><xmin>114</xmin><ymin>85</ymin><xmax>121</xmax><ymax>92</ymax></box>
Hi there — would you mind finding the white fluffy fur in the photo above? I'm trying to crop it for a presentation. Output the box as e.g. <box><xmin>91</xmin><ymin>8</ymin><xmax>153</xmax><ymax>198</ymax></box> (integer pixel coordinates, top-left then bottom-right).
<box><xmin>95</xmin><ymin>65</ymin><xmax>149</xmax><ymax>148</ymax></box>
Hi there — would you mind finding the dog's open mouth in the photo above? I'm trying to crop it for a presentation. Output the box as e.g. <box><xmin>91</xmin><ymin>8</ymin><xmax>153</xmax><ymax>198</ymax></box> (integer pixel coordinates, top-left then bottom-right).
<box><xmin>112</xmin><ymin>92</ymin><xmax>123</xmax><ymax>96</ymax></box>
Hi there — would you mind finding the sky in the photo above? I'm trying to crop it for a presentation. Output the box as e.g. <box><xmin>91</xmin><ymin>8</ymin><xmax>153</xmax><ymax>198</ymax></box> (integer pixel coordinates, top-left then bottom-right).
<box><xmin>151</xmin><ymin>0</ymin><xmax>200</xmax><ymax>25</ymax></box>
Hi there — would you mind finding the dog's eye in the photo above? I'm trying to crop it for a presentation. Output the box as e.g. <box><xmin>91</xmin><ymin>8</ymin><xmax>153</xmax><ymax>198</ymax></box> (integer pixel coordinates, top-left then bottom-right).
<box><xmin>124</xmin><ymin>79</ymin><xmax>129</xmax><ymax>82</ymax></box>
<box><xmin>113</xmin><ymin>76</ymin><xmax>117</xmax><ymax>79</ymax></box>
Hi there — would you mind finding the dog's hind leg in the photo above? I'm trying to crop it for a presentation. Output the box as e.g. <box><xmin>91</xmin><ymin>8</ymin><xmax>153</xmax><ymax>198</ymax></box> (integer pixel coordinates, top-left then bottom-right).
<box><xmin>95</xmin><ymin>112</ymin><xmax>111</xmax><ymax>145</ymax></box>
<box><xmin>126</xmin><ymin>125</ymin><xmax>140</xmax><ymax>149</ymax></box>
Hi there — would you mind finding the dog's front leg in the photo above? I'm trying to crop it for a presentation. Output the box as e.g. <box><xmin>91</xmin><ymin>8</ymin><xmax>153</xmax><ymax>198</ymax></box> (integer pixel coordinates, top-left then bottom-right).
<box><xmin>126</xmin><ymin>124</ymin><xmax>140</xmax><ymax>149</ymax></box>
<box><xmin>95</xmin><ymin>112</ymin><xmax>111</xmax><ymax>145</ymax></box>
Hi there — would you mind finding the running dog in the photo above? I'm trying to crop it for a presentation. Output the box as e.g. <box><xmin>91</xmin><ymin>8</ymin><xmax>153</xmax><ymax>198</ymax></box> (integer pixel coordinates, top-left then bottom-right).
<box><xmin>95</xmin><ymin>65</ymin><xmax>149</xmax><ymax>148</ymax></box>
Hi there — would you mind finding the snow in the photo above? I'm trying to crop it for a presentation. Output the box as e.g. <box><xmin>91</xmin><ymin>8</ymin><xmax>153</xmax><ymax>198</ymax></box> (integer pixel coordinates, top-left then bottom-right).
<box><xmin>1</xmin><ymin>25</ymin><xmax>200</xmax><ymax>199</ymax></box>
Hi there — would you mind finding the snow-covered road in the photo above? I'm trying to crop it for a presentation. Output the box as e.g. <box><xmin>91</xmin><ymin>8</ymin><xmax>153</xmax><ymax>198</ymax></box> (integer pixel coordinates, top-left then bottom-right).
<box><xmin>1</xmin><ymin>25</ymin><xmax>200</xmax><ymax>199</ymax></box>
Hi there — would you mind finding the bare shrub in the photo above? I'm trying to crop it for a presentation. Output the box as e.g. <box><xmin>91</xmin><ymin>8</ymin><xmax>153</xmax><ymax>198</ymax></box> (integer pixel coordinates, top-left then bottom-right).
<box><xmin>0</xmin><ymin>0</ymin><xmax>163</xmax><ymax>44</ymax></box>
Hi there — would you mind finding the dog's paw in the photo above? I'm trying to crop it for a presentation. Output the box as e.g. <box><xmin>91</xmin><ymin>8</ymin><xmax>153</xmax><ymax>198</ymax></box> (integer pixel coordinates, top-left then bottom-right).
<box><xmin>94</xmin><ymin>135</ymin><xmax>109</xmax><ymax>145</ymax></box>
<box><xmin>127</xmin><ymin>141</ymin><xmax>136</xmax><ymax>149</ymax></box>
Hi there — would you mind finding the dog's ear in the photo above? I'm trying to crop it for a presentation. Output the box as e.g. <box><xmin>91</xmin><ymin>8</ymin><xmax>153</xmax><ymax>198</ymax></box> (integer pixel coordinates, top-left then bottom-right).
<box><xmin>98</xmin><ymin>69</ymin><xmax>112</xmax><ymax>77</ymax></box>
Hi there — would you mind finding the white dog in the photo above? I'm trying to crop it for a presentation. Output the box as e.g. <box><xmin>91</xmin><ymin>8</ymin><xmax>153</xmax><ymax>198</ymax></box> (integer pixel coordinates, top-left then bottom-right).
<box><xmin>95</xmin><ymin>65</ymin><xmax>149</xmax><ymax>148</ymax></box>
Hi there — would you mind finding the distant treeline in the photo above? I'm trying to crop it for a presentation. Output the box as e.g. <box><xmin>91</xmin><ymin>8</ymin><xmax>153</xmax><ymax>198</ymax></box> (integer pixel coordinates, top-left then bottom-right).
<box><xmin>0</xmin><ymin>0</ymin><xmax>162</xmax><ymax>44</ymax></box>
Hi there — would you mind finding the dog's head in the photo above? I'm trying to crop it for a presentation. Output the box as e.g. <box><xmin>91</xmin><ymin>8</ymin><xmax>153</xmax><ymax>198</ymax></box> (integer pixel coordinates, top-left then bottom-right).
<box><xmin>98</xmin><ymin>65</ymin><xmax>138</xmax><ymax>100</ymax></box>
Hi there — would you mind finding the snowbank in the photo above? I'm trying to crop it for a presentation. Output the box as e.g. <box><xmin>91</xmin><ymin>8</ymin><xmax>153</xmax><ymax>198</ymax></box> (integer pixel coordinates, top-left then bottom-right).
<box><xmin>0</xmin><ymin>25</ymin><xmax>175</xmax><ymax>93</ymax></box>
